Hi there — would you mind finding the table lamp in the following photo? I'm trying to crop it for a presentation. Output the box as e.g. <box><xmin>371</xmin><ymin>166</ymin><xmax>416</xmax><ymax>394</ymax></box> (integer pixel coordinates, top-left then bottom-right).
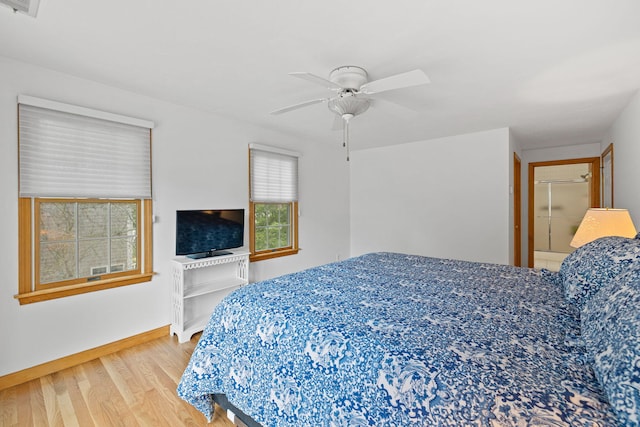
<box><xmin>570</xmin><ymin>208</ymin><xmax>637</xmax><ymax>248</ymax></box>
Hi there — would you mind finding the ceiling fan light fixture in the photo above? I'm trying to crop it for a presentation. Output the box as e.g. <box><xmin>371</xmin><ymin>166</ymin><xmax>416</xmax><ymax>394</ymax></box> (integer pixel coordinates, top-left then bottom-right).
<box><xmin>328</xmin><ymin>95</ymin><xmax>370</xmax><ymax>117</ymax></box>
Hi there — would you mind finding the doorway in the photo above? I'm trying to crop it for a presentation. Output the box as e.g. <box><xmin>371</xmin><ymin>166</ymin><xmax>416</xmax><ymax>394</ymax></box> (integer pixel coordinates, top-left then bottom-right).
<box><xmin>527</xmin><ymin>157</ymin><xmax>600</xmax><ymax>270</ymax></box>
<box><xmin>514</xmin><ymin>153</ymin><xmax>522</xmax><ymax>266</ymax></box>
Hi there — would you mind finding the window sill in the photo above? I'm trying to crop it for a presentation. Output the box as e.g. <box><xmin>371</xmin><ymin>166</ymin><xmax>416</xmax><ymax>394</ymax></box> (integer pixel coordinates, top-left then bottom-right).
<box><xmin>250</xmin><ymin>248</ymin><xmax>299</xmax><ymax>263</ymax></box>
<box><xmin>14</xmin><ymin>273</ymin><xmax>154</xmax><ymax>305</ymax></box>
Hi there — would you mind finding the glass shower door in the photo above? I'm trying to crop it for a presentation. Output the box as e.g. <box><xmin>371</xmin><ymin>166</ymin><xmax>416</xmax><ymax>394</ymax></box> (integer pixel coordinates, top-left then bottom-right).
<box><xmin>532</xmin><ymin>163</ymin><xmax>593</xmax><ymax>270</ymax></box>
<box><xmin>534</xmin><ymin>179</ymin><xmax>589</xmax><ymax>253</ymax></box>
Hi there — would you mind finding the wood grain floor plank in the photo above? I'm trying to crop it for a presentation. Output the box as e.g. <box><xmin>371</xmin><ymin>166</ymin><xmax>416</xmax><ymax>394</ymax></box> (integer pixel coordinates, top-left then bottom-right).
<box><xmin>49</xmin><ymin>371</ymin><xmax>79</xmax><ymax>426</ymax></box>
<box><xmin>0</xmin><ymin>333</ymin><xmax>236</xmax><ymax>427</ymax></box>
<box><xmin>63</xmin><ymin>365</ymin><xmax>94</xmax><ymax>427</ymax></box>
<box><xmin>101</xmin><ymin>352</ymin><xmax>139</xmax><ymax>406</ymax></box>
<box><xmin>40</xmin><ymin>375</ymin><xmax>65</xmax><ymax>426</ymax></box>
<box><xmin>27</xmin><ymin>379</ymin><xmax>48</xmax><ymax>427</ymax></box>
<box><xmin>144</xmin><ymin>338</ymin><xmax>187</xmax><ymax>382</ymax></box>
<box><xmin>0</xmin><ymin>386</ymin><xmax>17</xmax><ymax>426</ymax></box>
<box><xmin>12</xmin><ymin>381</ymin><xmax>33</xmax><ymax>427</ymax></box>
<box><xmin>150</xmin><ymin>359</ymin><xmax>204</xmax><ymax>425</ymax></box>
<box><xmin>56</xmin><ymin>388</ymin><xmax>80</xmax><ymax>427</ymax></box>
<box><xmin>128</xmin><ymin>342</ymin><xmax>201</xmax><ymax>426</ymax></box>
<box><xmin>83</xmin><ymin>358</ymin><xmax>140</xmax><ymax>426</ymax></box>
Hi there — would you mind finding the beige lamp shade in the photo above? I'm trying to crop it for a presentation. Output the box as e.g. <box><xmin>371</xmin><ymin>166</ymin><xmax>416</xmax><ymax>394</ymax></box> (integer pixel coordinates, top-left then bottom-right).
<box><xmin>570</xmin><ymin>208</ymin><xmax>637</xmax><ymax>248</ymax></box>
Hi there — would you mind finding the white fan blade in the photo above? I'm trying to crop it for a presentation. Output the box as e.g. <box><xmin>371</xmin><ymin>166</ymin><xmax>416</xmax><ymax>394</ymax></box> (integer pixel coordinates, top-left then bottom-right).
<box><xmin>371</xmin><ymin>95</ymin><xmax>421</xmax><ymax>114</ymax></box>
<box><xmin>359</xmin><ymin>69</ymin><xmax>430</xmax><ymax>95</ymax></box>
<box><xmin>289</xmin><ymin>72</ymin><xmax>344</xmax><ymax>90</ymax></box>
<box><xmin>270</xmin><ymin>98</ymin><xmax>329</xmax><ymax>115</ymax></box>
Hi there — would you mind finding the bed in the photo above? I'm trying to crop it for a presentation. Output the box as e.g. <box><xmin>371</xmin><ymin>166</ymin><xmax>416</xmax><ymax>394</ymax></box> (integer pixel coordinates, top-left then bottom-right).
<box><xmin>178</xmin><ymin>237</ymin><xmax>640</xmax><ymax>426</ymax></box>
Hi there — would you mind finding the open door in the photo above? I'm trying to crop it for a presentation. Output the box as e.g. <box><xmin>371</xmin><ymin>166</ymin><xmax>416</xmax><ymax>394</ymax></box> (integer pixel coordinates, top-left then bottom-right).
<box><xmin>527</xmin><ymin>157</ymin><xmax>600</xmax><ymax>269</ymax></box>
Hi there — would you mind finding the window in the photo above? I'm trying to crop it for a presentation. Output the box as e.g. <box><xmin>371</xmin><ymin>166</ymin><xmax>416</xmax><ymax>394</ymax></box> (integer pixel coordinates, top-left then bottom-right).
<box><xmin>254</xmin><ymin>203</ymin><xmax>292</xmax><ymax>251</ymax></box>
<box><xmin>16</xmin><ymin>95</ymin><xmax>154</xmax><ymax>304</ymax></box>
<box><xmin>37</xmin><ymin>199</ymin><xmax>140</xmax><ymax>287</ymax></box>
<box><xmin>249</xmin><ymin>144</ymin><xmax>299</xmax><ymax>262</ymax></box>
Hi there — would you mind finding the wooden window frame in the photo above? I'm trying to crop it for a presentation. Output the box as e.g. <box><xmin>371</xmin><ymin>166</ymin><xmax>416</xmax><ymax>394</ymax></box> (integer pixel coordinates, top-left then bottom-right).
<box><xmin>249</xmin><ymin>201</ymin><xmax>299</xmax><ymax>262</ymax></box>
<box><xmin>16</xmin><ymin>198</ymin><xmax>153</xmax><ymax>305</ymax></box>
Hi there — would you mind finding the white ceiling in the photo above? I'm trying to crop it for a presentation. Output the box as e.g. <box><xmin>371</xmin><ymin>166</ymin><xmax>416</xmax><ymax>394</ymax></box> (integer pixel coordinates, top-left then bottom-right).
<box><xmin>2</xmin><ymin>0</ymin><xmax>640</xmax><ymax>151</ymax></box>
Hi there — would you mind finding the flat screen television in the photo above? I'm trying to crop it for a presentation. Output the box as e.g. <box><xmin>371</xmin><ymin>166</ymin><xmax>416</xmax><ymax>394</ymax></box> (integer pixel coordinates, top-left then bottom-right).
<box><xmin>176</xmin><ymin>209</ymin><xmax>244</xmax><ymax>258</ymax></box>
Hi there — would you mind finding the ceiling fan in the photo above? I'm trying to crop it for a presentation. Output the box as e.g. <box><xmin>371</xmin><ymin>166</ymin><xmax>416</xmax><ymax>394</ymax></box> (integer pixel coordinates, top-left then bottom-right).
<box><xmin>271</xmin><ymin>66</ymin><xmax>430</xmax><ymax>160</ymax></box>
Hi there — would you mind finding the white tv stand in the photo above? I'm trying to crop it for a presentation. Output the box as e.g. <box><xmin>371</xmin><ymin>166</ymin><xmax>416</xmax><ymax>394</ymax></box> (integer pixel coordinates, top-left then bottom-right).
<box><xmin>170</xmin><ymin>249</ymin><xmax>249</xmax><ymax>343</ymax></box>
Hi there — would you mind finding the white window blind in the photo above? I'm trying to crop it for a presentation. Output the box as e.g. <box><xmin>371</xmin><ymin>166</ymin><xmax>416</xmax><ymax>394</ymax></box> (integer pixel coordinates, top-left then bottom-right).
<box><xmin>18</xmin><ymin>99</ymin><xmax>153</xmax><ymax>199</ymax></box>
<box><xmin>250</xmin><ymin>145</ymin><xmax>299</xmax><ymax>202</ymax></box>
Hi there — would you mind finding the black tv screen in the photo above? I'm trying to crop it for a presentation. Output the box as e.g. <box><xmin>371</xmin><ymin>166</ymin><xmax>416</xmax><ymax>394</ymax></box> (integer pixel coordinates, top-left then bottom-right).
<box><xmin>176</xmin><ymin>209</ymin><xmax>244</xmax><ymax>257</ymax></box>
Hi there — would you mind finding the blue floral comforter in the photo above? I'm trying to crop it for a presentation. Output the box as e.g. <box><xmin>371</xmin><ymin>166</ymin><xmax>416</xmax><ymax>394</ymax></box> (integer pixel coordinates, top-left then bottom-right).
<box><xmin>177</xmin><ymin>252</ymin><xmax>618</xmax><ymax>426</ymax></box>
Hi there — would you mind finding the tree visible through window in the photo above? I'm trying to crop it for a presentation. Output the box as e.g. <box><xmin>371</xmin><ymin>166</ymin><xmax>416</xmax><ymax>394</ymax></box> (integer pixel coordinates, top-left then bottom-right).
<box><xmin>254</xmin><ymin>203</ymin><xmax>291</xmax><ymax>251</ymax></box>
<box><xmin>37</xmin><ymin>200</ymin><xmax>139</xmax><ymax>286</ymax></box>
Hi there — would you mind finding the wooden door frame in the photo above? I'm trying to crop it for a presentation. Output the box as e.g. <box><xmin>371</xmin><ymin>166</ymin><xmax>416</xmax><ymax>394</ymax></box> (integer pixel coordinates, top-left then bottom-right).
<box><xmin>527</xmin><ymin>157</ymin><xmax>600</xmax><ymax>268</ymax></box>
<box><xmin>513</xmin><ymin>153</ymin><xmax>522</xmax><ymax>266</ymax></box>
<box><xmin>601</xmin><ymin>143</ymin><xmax>614</xmax><ymax>208</ymax></box>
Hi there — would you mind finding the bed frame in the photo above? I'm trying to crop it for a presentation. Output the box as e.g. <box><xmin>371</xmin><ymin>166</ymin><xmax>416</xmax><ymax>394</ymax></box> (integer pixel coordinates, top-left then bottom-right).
<box><xmin>213</xmin><ymin>394</ymin><xmax>262</xmax><ymax>427</ymax></box>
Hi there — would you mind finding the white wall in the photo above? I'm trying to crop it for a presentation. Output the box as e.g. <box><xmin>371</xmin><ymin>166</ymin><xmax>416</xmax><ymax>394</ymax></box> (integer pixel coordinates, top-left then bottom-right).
<box><xmin>605</xmin><ymin>90</ymin><xmax>640</xmax><ymax>226</ymax></box>
<box><xmin>520</xmin><ymin>142</ymin><xmax>602</xmax><ymax>266</ymax></box>
<box><xmin>350</xmin><ymin>128</ymin><xmax>511</xmax><ymax>265</ymax></box>
<box><xmin>0</xmin><ymin>56</ymin><xmax>350</xmax><ymax>376</ymax></box>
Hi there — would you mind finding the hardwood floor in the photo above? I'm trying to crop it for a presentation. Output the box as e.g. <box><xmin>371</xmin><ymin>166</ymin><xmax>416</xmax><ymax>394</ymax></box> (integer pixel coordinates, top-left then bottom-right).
<box><xmin>0</xmin><ymin>333</ymin><xmax>235</xmax><ymax>427</ymax></box>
